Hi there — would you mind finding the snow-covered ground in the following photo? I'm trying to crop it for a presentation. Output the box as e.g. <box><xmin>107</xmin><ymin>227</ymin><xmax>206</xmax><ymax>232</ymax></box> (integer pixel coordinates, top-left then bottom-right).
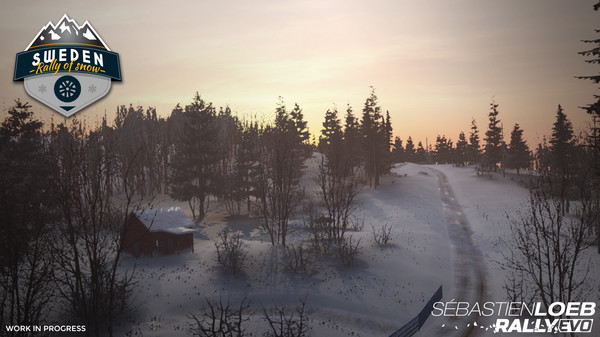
<box><xmin>116</xmin><ymin>161</ymin><xmax>600</xmax><ymax>337</ymax></box>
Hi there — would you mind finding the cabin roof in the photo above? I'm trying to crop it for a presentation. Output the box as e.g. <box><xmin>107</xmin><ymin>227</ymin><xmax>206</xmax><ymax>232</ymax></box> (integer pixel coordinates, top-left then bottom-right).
<box><xmin>132</xmin><ymin>207</ymin><xmax>196</xmax><ymax>234</ymax></box>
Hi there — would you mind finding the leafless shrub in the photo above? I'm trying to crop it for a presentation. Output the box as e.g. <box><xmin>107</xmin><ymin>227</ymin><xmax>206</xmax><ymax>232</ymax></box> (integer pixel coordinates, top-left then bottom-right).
<box><xmin>222</xmin><ymin>178</ymin><xmax>243</xmax><ymax>217</ymax></box>
<box><xmin>371</xmin><ymin>224</ymin><xmax>392</xmax><ymax>246</ymax></box>
<box><xmin>215</xmin><ymin>230</ymin><xmax>247</xmax><ymax>276</ymax></box>
<box><xmin>285</xmin><ymin>243</ymin><xmax>311</xmax><ymax>274</ymax></box>
<box><xmin>337</xmin><ymin>236</ymin><xmax>361</xmax><ymax>267</ymax></box>
<box><xmin>347</xmin><ymin>216</ymin><xmax>365</xmax><ymax>232</ymax></box>
<box><xmin>187</xmin><ymin>297</ymin><xmax>250</xmax><ymax>337</ymax></box>
<box><xmin>262</xmin><ymin>299</ymin><xmax>309</xmax><ymax>337</ymax></box>
<box><xmin>303</xmin><ymin>201</ymin><xmax>331</xmax><ymax>254</ymax></box>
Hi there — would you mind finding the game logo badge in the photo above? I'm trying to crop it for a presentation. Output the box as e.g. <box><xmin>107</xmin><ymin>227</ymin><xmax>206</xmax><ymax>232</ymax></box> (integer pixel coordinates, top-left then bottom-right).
<box><xmin>13</xmin><ymin>14</ymin><xmax>121</xmax><ymax>117</ymax></box>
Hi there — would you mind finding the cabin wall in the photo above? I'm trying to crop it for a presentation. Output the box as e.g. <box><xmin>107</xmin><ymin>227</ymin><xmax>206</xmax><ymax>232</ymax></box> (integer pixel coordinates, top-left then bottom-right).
<box><xmin>121</xmin><ymin>214</ymin><xmax>194</xmax><ymax>257</ymax></box>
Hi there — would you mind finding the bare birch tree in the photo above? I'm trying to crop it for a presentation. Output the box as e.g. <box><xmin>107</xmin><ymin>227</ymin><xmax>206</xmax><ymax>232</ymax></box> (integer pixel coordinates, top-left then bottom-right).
<box><xmin>49</xmin><ymin>122</ymin><xmax>143</xmax><ymax>337</ymax></box>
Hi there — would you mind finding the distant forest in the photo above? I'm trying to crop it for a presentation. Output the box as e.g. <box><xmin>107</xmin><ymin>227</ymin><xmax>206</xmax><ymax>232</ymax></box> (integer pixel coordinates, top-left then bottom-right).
<box><xmin>1</xmin><ymin>82</ymin><xmax>598</xmax><ymax>336</ymax></box>
<box><xmin>4</xmin><ymin>85</ymin><xmax>596</xmax><ymax>218</ymax></box>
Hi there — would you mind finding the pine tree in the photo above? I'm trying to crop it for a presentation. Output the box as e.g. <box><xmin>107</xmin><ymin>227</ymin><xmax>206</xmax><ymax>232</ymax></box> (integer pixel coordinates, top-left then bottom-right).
<box><xmin>483</xmin><ymin>101</ymin><xmax>503</xmax><ymax>172</ymax></box>
<box><xmin>549</xmin><ymin>105</ymin><xmax>576</xmax><ymax>213</ymax></box>
<box><xmin>274</xmin><ymin>97</ymin><xmax>289</xmax><ymax>130</ymax></box>
<box><xmin>405</xmin><ymin>136</ymin><xmax>416</xmax><ymax>162</ymax></box>
<box><xmin>383</xmin><ymin>111</ymin><xmax>393</xmax><ymax>171</ymax></box>
<box><xmin>320</xmin><ymin>106</ymin><xmax>348</xmax><ymax>178</ymax></box>
<box><xmin>253</xmin><ymin>99</ymin><xmax>304</xmax><ymax>246</ymax></box>
<box><xmin>343</xmin><ymin>104</ymin><xmax>361</xmax><ymax>167</ymax></box>
<box><xmin>215</xmin><ymin>109</ymin><xmax>246</xmax><ymax>216</ymax></box>
<box><xmin>455</xmin><ymin>131</ymin><xmax>468</xmax><ymax>167</ymax></box>
<box><xmin>577</xmin><ymin>21</ymin><xmax>600</xmax><ymax>122</ymax></box>
<box><xmin>237</xmin><ymin>120</ymin><xmax>260</xmax><ymax>213</ymax></box>
<box><xmin>416</xmin><ymin>141</ymin><xmax>427</xmax><ymax>164</ymax></box>
<box><xmin>391</xmin><ymin>137</ymin><xmax>405</xmax><ymax>163</ymax></box>
<box><xmin>506</xmin><ymin>123</ymin><xmax>530</xmax><ymax>175</ymax></box>
<box><xmin>361</xmin><ymin>87</ymin><xmax>384</xmax><ymax>187</ymax></box>
<box><xmin>169</xmin><ymin>93</ymin><xmax>221</xmax><ymax>221</ymax></box>
<box><xmin>0</xmin><ymin>100</ymin><xmax>55</xmax><ymax>330</ymax></box>
<box><xmin>290</xmin><ymin>102</ymin><xmax>310</xmax><ymax>149</ymax></box>
<box><xmin>114</xmin><ymin>104</ymin><xmax>150</xmax><ymax>195</ymax></box>
<box><xmin>315</xmin><ymin>104</ymin><xmax>362</xmax><ymax>249</ymax></box>
<box><xmin>434</xmin><ymin>135</ymin><xmax>451</xmax><ymax>164</ymax></box>
<box><xmin>468</xmin><ymin>118</ymin><xmax>481</xmax><ymax>165</ymax></box>
<box><xmin>320</xmin><ymin>107</ymin><xmax>343</xmax><ymax>153</ymax></box>
<box><xmin>550</xmin><ymin>105</ymin><xmax>575</xmax><ymax>172</ymax></box>
<box><xmin>577</xmin><ymin>2</ymin><xmax>600</xmax><ymax>253</ymax></box>
<box><xmin>384</xmin><ymin>111</ymin><xmax>393</xmax><ymax>150</ymax></box>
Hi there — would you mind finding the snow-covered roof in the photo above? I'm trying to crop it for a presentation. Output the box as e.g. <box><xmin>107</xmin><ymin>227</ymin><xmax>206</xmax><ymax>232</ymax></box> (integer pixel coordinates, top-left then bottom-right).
<box><xmin>132</xmin><ymin>207</ymin><xmax>196</xmax><ymax>234</ymax></box>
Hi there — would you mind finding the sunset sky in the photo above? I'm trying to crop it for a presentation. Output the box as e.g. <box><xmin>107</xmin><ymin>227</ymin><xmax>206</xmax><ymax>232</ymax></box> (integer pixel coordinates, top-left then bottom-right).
<box><xmin>1</xmin><ymin>0</ymin><xmax>598</xmax><ymax>146</ymax></box>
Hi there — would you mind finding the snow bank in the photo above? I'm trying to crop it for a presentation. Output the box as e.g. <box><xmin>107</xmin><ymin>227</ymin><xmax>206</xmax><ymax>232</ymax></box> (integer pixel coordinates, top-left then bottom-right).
<box><xmin>117</xmin><ymin>163</ymin><xmax>599</xmax><ymax>337</ymax></box>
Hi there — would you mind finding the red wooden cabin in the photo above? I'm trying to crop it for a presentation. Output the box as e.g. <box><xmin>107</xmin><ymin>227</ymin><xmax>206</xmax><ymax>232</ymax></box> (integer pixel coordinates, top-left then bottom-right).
<box><xmin>122</xmin><ymin>207</ymin><xmax>195</xmax><ymax>257</ymax></box>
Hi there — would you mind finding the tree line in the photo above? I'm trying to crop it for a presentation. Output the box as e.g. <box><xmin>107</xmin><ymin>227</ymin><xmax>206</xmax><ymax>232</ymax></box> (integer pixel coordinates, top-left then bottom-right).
<box><xmin>0</xmin><ymin>86</ymin><xmax>396</xmax><ymax>336</ymax></box>
<box><xmin>1</xmin><ymin>83</ymin><xmax>598</xmax><ymax>336</ymax></box>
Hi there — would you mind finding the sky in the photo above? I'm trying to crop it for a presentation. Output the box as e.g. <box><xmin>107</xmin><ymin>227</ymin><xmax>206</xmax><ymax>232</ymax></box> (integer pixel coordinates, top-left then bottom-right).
<box><xmin>0</xmin><ymin>0</ymin><xmax>598</xmax><ymax>146</ymax></box>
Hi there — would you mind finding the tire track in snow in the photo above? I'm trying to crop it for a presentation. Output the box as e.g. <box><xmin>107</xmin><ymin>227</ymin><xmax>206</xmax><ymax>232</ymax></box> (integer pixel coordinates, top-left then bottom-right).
<box><xmin>430</xmin><ymin>168</ymin><xmax>489</xmax><ymax>337</ymax></box>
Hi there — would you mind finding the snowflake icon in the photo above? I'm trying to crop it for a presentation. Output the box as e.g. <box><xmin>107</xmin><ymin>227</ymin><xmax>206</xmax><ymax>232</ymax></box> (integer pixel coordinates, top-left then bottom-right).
<box><xmin>38</xmin><ymin>85</ymin><xmax>47</xmax><ymax>93</ymax></box>
<box><xmin>88</xmin><ymin>84</ymin><xmax>97</xmax><ymax>93</ymax></box>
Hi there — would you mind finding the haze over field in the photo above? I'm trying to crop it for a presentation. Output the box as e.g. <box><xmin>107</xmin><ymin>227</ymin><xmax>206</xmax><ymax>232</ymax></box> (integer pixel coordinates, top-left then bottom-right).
<box><xmin>1</xmin><ymin>0</ymin><xmax>599</xmax><ymax>144</ymax></box>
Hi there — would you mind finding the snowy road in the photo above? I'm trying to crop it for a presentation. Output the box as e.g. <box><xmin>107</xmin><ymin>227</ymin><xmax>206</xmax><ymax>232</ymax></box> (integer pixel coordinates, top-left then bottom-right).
<box><xmin>431</xmin><ymin>168</ymin><xmax>490</xmax><ymax>337</ymax></box>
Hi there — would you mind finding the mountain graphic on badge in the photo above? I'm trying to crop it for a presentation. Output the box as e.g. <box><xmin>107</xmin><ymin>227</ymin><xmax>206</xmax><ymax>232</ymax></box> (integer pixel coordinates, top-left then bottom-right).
<box><xmin>13</xmin><ymin>14</ymin><xmax>121</xmax><ymax>117</ymax></box>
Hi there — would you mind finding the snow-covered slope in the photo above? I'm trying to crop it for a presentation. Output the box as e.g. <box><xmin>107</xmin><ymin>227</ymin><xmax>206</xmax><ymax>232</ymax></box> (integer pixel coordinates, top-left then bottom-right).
<box><xmin>117</xmin><ymin>162</ymin><xmax>599</xmax><ymax>337</ymax></box>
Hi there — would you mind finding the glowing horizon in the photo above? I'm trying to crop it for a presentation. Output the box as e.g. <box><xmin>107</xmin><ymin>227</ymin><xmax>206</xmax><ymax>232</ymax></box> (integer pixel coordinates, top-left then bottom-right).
<box><xmin>1</xmin><ymin>0</ymin><xmax>598</xmax><ymax>147</ymax></box>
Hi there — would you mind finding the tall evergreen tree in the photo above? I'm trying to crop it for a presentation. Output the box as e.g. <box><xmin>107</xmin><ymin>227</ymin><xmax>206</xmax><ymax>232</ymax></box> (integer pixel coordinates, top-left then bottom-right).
<box><xmin>254</xmin><ymin>99</ymin><xmax>304</xmax><ymax>246</ymax></box>
<box><xmin>315</xmin><ymin>104</ymin><xmax>362</xmax><ymax>249</ymax></box>
<box><xmin>237</xmin><ymin>120</ymin><xmax>260</xmax><ymax>213</ymax></box>
<box><xmin>550</xmin><ymin>105</ymin><xmax>575</xmax><ymax>172</ymax></box>
<box><xmin>384</xmin><ymin>111</ymin><xmax>393</xmax><ymax>150</ymax></box>
<box><xmin>289</xmin><ymin>102</ymin><xmax>310</xmax><ymax>149</ymax></box>
<box><xmin>0</xmin><ymin>100</ymin><xmax>56</xmax><ymax>332</ymax></box>
<box><xmin>549</xmin><ymin>105</ymin><xmax>576</xmax><ymax>213</ymax></box>
<box><xmin>382</xmin><ymin>111</ymin><xmax>394</xmax><ymax>171</ymax></box>
<box><xmin>405</xmin><ymin>136</ymin><xmax>416</xmax><ymax>162</ymax></box>
<box><xmin>169</xmin><ymin>93</ymin><xmax>221</xmax><ymax>221</ymax></box>
<box><xmin>216</xmin><ymin>109</ymin><xmax>246</xmax><ymax>216</ymax></box>
<box><xmin>577</xmin><ymin>2</ymin><xmax>600</xmax><ymax>252</ymax></box>
<box><xmin>320</xmin><ymin>107</ymin><xmax>343</xmax><ymax>153</ymax></box>
<box><xmin>455</xmin><ymin>131</ymin><xmax>468</xmax><ymax>167</ymax></box>
<box><xmin>506</xmin><ymin>123</ymin><xmax>530</xmax><ymax>175</ymax></box>
<box><xmin>434</xmin><ymin>135</ymin><xmax>452</xmax><ymax>164</ymax></box>
<box><xmin>343</xmin><ymin>104</ymin><xmax>361</xmax><ymax>167</ymax></box>
<box><xmin>274</xmin><ymin>96</ymin><xmax>289</xmax><ymax>130</ymax></box>
<box><xmin>468</xmin><ymin>118</ymin><xmax>481</xmax><ymax>165</ymax></box>
<box><xmin>416</xmin><ymin>141</ymin><xmax>427</xmax><ymax>164</ymax></box>
<box><xmin>391</xmin><ymin>137</ymin><xmax>405</xmax><ymax>163</ymax></box>
<box><xmin>577</xmin><ymin>17</ymin><xmax>600</xmax><ymax>123</ymax></box>
<box><xmin>483</xmin><ymin>100</ymin><xmax>503</xmax><ymax>172</ymax></box>
<box><xmin>319</xmin><ymin>106</ymin><xmax>347</xmax><ymax>177</ymax></box>
<box><xmin>361</xmin><ymin>87</ymin><xmax>384</xmax><ymax>187</ymax></box>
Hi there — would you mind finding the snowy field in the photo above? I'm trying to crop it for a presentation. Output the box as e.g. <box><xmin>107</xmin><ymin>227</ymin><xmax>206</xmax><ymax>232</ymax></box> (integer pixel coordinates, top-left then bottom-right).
<box><xmin>116</xmin><ymin>161</ymin><xmax>600</xmax><ymax>337</ymax></box>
